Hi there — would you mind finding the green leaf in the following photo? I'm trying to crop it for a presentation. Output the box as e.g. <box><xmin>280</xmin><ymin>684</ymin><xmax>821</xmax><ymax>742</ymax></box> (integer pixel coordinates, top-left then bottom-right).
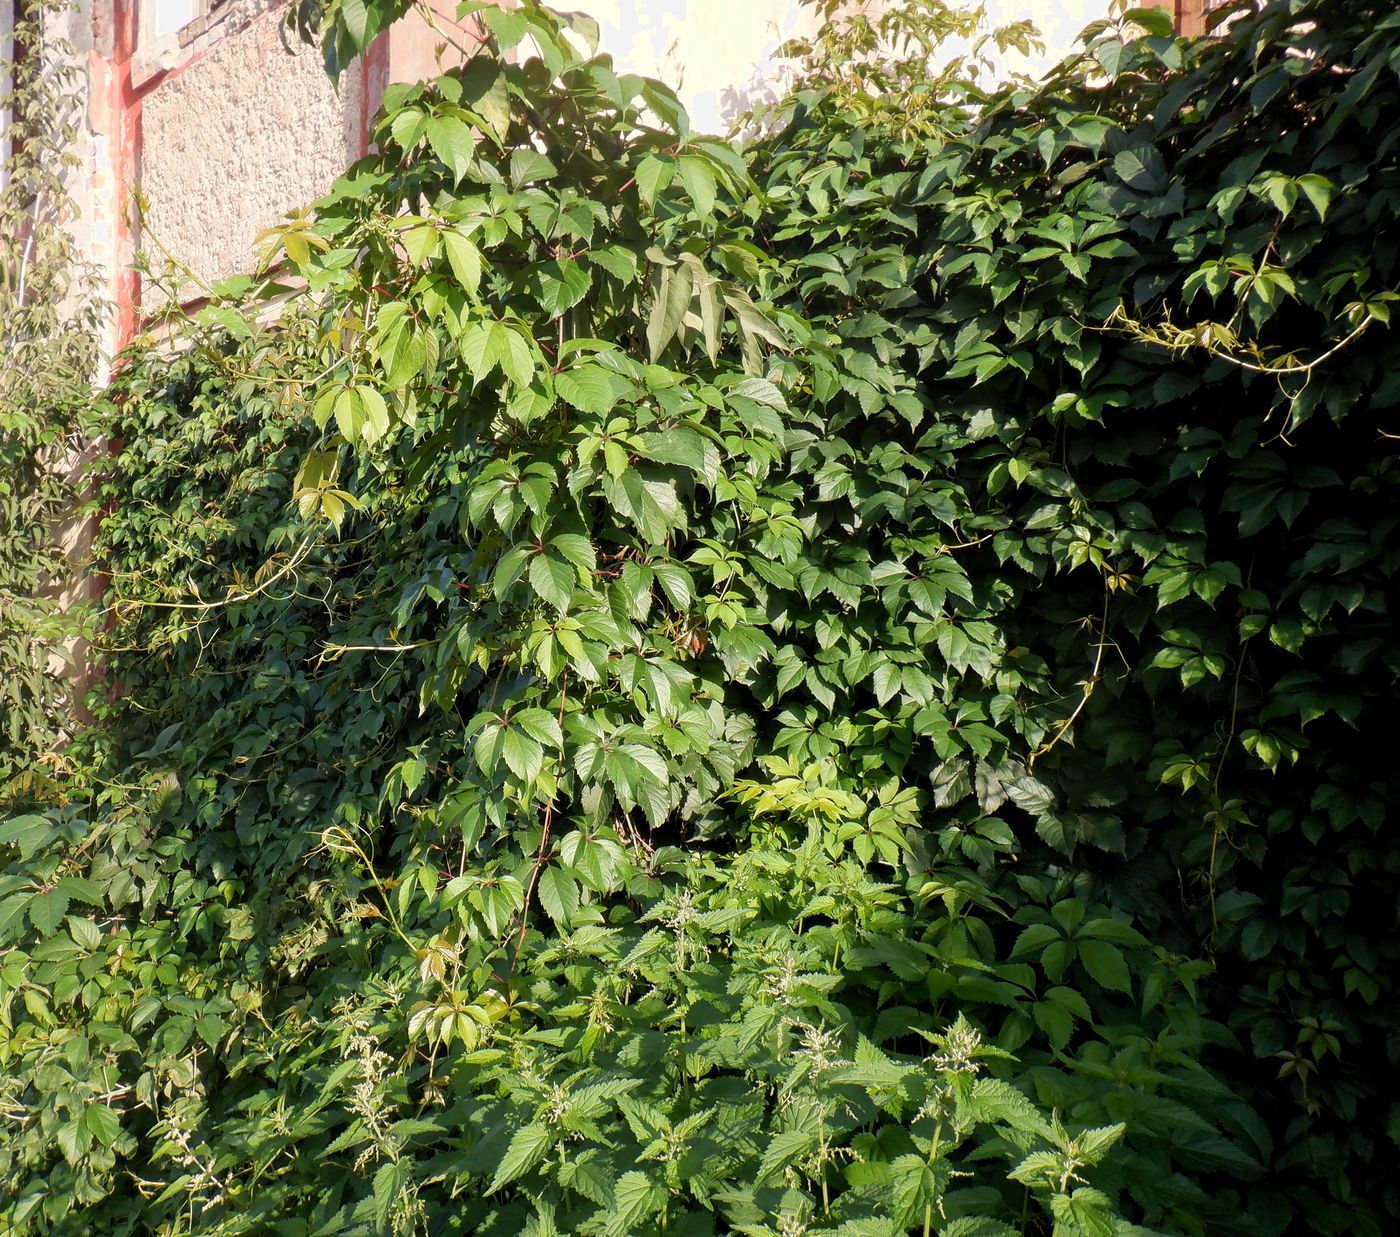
<box><xmin>537</xmin><ymin>865</ymin><xmax>579</xmax><ymax>927</ymax></box>
<box><xmin>1077</xmin><ymin>1123</ymin><xmax>1127</xmax><ymax>1165</ymax></box>
<box><xmin>401</xmin><ymin>223</ymin><xmax>440</xmax><ymax>266</ymax></box>
<box><xmin>530</xmin><ymin>554</ymin><xmax>575</xmax><ymax>612</ymax></box>
<box><xmin>195</xmin><ymin>1013</ymin><xmax>226</xmax><ymax>1049</ymax></box>
<box><xmin>1034</xmin><ymin>999</ymin><xmax>1074</xmax><ymax>1049</ymax></box>
<box><xmin>1296</xmin><ymin>173</ymin><xmax>1333</xmax><ymax>221</ymax></box>
<box><xmin>605</xmin><ymin>1171</ymin><xmax>666</xmax><ymax>1236</ymax></box>
<box><xmin>636</xmin><ymin>155</ymin><xmax>675</xmax><ymax>208</ymax></box>
<box><xmin>68</xmin><ymin>915</ymin><xmax>103</xmax><ymax>951</ymax></box>
<box><xmin>588</xmin><ymin>244</ymin><xmax>639</xmax><ymax>283</ymax></box>
<box><xmin>652</xmin><ymin>561</ymin><xmax>693</xmax><ymax>610</ymax></box>
<box><xmin>509</xmin><ymin>148</ymin><xmax>558</xmax><ymax>187</ymax></box>
<box><xmin>82</xmin><ymin>1103</ymin><xmax>122</xmax><ymax>1150</ymax></box>
<box><xmin>559</xmin><ymin>1150</ymin><xmax>614</xmax><ymax>1206</ymax></box>
<box><xmin>555</xmin><ymin>365</ymin><xmax>620</xmax><ymax>414</ymax></box>
<box><xmin>646</xmin><ymin>261</ymin><xmax>694</xmax><ymax>362</ymax></box>
<box><xmin>1092</xmin><ymin>35</ymin><xmax>1126</xmax><ymax>79</ymax></box>
<box><xmin>514</xmin><ymin>707</ymin><xmax>563</xmax><ymax>749</ymax></box>
<box><xmin>389</xmin><ymin>106</ymin><xmax>427</xmax><ymax>151</ymax></box>
<box><xmin>339</xmin><ymin>0</ymin><xmax>370</xmax><ymax>50</ymax></box>
<box><xmin>373</xmin><ymin>1161</ymin><xmax>410</xmax><ymax>1227</ymax></box>
<box><xmin>724</xmin><ymin>288</ymin><xmax>786</xmax><ymax>372</ymax></box>
<box><xmin>460</xmin><ymin>321</ymin><xmax>496</xmax><ymax>382</ymax></box>
<box><xmin>500</xmin><ymin>728</ymin><xmax>544</xmax><ymax>782</ymax></box>
<box><xmin>640</xmin><ymin>80</ymin><xmax>689</xmax><ymax>140</ymax></box>
<box><xmin>498</xmin><ymin>324</ymin><xmax>536</xmax><ymax>386</ymax></box>
<box><xmin>1125</xmin><ymin>6</ymin><xmax>1175</xmax><ymax>37</ymax></box>
<box><xmin>0</xmin><ymin>814</ymin><xmax>58</xmax><ymax>860</ymax></box>
<box><xmin>1079</xmin><ymin>917</ymin><xmax>1148</xmax><ymax>947</ymax></box>
<box><xmin>637</xmin><ymin>427</ymin><xmax>714</xmax><ymax>481</ymax></box>
<box><xmin>602</xmin><ymin>471</ymin><xmax>683</xmax><ymax>543</ymax></box>
<box><xmin>28</xmin><ymin>888</ymin><xmax>70</xmax><ymax>936</ymax></box>
<box><xmin>678</xmin><ymin>155</ymin><xmax>718</xmax><ymax>218</ymax></box>
<box><xmin>1010</xmin><ymin>923</ymin><xmax>1061</xmax><ymax>959</ymax></box>
<box><xmin>482</xmin><ymin>5</ymin><xmax>529</xmax><ymax>49</ymax></box>
<box><xmin>758</xmin><ymin>1128</ymin><xmax>818</xmax><ymax>1185</ymax></box>
<box><xmin>697</xmin><ymin>267</ymin><xmax>722</xmax><ymax>362</ymax></box>
<box><xmin>443</xmin><ymin>229</ymin><xmax>483</xmax><ymax>295</ymax></box>
<box><xmin>358</xmin><ymin>387</ymin><xmax>390</xmax><ymax>442</ymax></box>
<box><xmin>332</xmin><ymin>387</ymin><xmax>362</xmax><ymax>442</ymax></box>
<box><xmin>550</xmin><ymin>533</ymin><xmax>597</xmax><ymax>575</ymax></box>
<box><xmin>459</xmin><ymin>58</ymin><xmax>512</xmax><ymax>144</ymax></box>
<box><xmin>534</xmin><ymin>259</ymin><xmax>593</xmax><ymax>316</ymax></box>
<box><xmin>489</xmin><ymin>1122</ymin><xmax>554</xmax><ymax>1192</ymax></box>
<box><xmin>890</xmin><ymin>1153</ymin><xmax>940</xmax><ymax>1227</ymax></box>
<box><xmin>1113</xmin><ymin>144</ymin><xmax>1167</xmax><ymax>193</ymax></box>
<box><xmin>425</xmin><ymin>115</ymin><xmax>475</xmax><ymax>183</ymax></box>
<box><xmin>940</xmin><ymin>1219</ymin><xmax>1018</xmax><ymax>1237</ymax></box>
<box><xmin>0</xmin><ymin>894</ymin><xmax>31</xmax><ymax>939</ymax></box>
<box><xmin>1049</xmin><ymin>1187</ymin><xmax>1117</xmax><ymax>1237</ymax></box>
<box><xmin>1077</xmin><ymin>940</ymin><xmax>1132</xmax><ymax>994</ymax></box>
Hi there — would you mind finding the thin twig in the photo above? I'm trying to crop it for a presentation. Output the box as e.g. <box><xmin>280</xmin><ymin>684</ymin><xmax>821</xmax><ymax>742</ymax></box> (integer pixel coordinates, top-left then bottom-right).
<box><xmin>507</xmin><ymin>673</ymin><xmax>570</xmax><ymax>975</ymax></box>
<box><xmin>1029</xmin><ymin>590</ymin><xmax>1109</xmax><ymax>773</ymax></box>
<box><xmin>106</xmin><ymin>537</ymin><xmax>317</xmax><ymax>615</ymax></box>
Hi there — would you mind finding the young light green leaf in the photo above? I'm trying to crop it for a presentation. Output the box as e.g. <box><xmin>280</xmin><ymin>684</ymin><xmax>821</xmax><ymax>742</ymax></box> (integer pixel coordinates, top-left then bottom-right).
<box><xmin>332</xmin><ymin>387</ymin><xmax>362</xmax><ymax>442</ymax></box>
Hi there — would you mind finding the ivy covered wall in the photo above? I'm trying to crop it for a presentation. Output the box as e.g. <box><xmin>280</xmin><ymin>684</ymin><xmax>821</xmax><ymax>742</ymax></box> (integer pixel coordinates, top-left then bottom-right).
<box><xmin>2</xmin><ymin>1</ymin><xmax>1398</xmax><ymax>1234</ymax></box>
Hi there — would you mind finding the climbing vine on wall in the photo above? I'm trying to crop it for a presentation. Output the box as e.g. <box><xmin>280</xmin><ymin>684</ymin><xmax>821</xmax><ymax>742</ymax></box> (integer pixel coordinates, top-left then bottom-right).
<box><xmin>2</xmin><ymin>1</ymin><xmax>1399</xmax><ymax>1233</ymax></box>
<box><xmin>0</xmin><ymin>0</ymin><xmax>101</xmax><ymax>796</ymax></box>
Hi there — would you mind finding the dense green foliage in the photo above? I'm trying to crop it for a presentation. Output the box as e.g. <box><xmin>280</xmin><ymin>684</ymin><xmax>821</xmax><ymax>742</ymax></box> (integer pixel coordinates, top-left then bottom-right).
<box><xmin>0</xmin><ymin>1</ymin><xmax>100</xmax><ymax>788</ymax></box>
<box><xmin>3</xmin><ymin>0</ymin><xmax>1399</xmax><ymax>1232</ymax></box>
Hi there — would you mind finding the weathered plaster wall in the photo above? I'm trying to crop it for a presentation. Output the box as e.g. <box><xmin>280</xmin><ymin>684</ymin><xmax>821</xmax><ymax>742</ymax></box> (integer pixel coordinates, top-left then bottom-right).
<box><xmin>949</xmin><ymin>0</ymin><xmax>1114</xmax><ymax>79</ymax></box>
<box><xmin>591</xmin><ymin>0</ymin><xmax>1116</xmax><ymax>134</ymax></box>
<box><xmin>589</xmin><ymin>0</ymin><xmax>822</xmax><ymax>134</ymax></box>
<box><xmin>139</xmin><ymin>11</ymin><xmax>363</xmax><ymax>293</ymax></box>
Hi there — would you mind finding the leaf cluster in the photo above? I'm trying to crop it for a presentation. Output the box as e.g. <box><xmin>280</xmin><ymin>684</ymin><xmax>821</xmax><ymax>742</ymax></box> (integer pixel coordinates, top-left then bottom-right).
<box><xmin>4</xmin><ymin>0</ymin><xmax>1400</xmax><ymax>1233</ymax></box>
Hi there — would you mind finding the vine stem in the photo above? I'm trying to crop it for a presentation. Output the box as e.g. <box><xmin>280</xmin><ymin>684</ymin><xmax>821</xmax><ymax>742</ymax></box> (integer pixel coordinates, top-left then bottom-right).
<box><xmin>317</xmin><ymin>639</ymin><xmax>432</xmax><ymax>664</ymax></box>
<box><xmin>1029</xmin><ymin>589</ymin><xmax>1109</xmax><ymax>773</ymax></box>
<box><xmin>507</xmin><ymin>672</ymin><xmax>570</xmax><ymax>975</ymax></box>
<box><xmin>412</xmin><ymin>0</ymin><xmax>491</xmax><ymax>71</ymax></box>
<box><xmin>1095</xmin><ymin>301</ymin><xmax>1378</xmax><ymax>378</ymax></box>
<box><xmin>1197</xmin><ymin>316</ymin><xmax>1372</xmax><ymax>376</ymax></box>
<box><xmin>923</xmin><ymin>1120</ymin><xmax>944</xmax><ymax>1237</ymax></box>
<box><xmin>106</xmin><ymin>536</ymin><xmax>317</xmax><ymax>615</ymax></box>
<box><xmin>321</xmin><ymin>826</ymin><xmax>418</xmax><ymax>953</ymax></box>
<box><xmin>1205</xmin><ymin>556</ymin><xmax>1257</xmax><ymax>943</ymax></box>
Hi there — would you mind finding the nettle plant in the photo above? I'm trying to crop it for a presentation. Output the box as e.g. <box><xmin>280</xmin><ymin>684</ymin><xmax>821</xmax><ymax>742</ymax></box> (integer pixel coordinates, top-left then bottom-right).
<box><xmin>3</xmin><ymin>0</ymin><xmax>1399</xmax><ymax>1233</ymax></box>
